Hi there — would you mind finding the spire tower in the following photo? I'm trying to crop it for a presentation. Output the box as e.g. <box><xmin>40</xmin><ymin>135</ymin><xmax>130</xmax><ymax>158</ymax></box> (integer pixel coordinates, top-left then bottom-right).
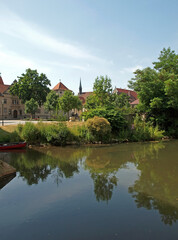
<box><xmin>79</xmin><ymin>78</ymin><xmax>82</xmax><ymax>95</ymax></box>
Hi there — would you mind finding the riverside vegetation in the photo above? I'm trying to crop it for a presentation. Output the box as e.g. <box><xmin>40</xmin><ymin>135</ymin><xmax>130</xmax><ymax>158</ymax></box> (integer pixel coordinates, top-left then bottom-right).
<box><xmin>0</xmin><ymin>47</ymin><xmax>176</xmax><ymax>145</ymax></box>
<box><xmin>0</xmin><ymin>116</ymin><xmax>164</xmax><ymax>146</ymax></box>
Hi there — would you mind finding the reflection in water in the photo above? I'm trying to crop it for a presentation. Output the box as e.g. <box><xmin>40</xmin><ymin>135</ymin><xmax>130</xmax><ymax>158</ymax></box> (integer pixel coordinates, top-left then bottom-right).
<box><xmin>1</xmin><ymin>141</ymin><xmax>178</xmax><ymax>226</ymax></box>
<box><xmin>91</xmin><ymin>173</ymin><xmax>117</xmax><ymax>202</ymax></box>
<box><xmin>128</xmin><ymin>141</ymin><xmax>178</xmax><ymax>225</ymax></box>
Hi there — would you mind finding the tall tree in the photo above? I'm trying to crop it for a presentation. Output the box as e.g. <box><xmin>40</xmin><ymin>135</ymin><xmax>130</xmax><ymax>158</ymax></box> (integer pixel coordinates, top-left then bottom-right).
<box><xmin>58</xmin><ymin>91</ymin><xmax>82</xmax><ymax>120</ymax></box>
<box><xmin>44</xmin><ymin>90</ymin><xmax>59</xmax><ymax>114</ymax></box>
<box><xmin>25</xmin><ymin>98</ymin><xmax>38</xmax><ymax>118</ymax></box>
<box><xmin>10</xmin><ymin>68</ymin><xmax>51</xmax><ymax>106</ymax></box>
<box><xmin>128</xmin><ymin>48</ymin><xmax>178</xmax><ymax>135</ymax></box>
<box><xmin>85</xmin><ymin>75</ymin><xmax>114</xmax><ymax>109</ymax></box>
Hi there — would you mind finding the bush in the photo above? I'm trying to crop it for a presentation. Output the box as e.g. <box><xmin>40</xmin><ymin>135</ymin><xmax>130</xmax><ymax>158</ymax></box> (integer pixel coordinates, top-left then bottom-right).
<box><xmin>130</xmin><ymin>115</ymin><xmax>164</xmax><ymax>141</ymax></box>
<box><xmin>43</xmin><ymin>123</ymin><xmax>71</xmax><ymax>146</ymax></box>
<box><xmin>86</xmin><ymin>116</ymin><xmax>111</xmax><ymax>142</ymax></box>
<box><xmin>82</xmin><ymin>107</ymin><xmax>128</xmax><ymax>133</ymax></box>
<box><xmin>76</xmin><ymin>125</ymin><xmax>94</xmax><ymax>143</ymax></box>
<box><xmin>21</xmin><ymin>122</ymin><xmax>41</xmax><ymax>144</ymax></box>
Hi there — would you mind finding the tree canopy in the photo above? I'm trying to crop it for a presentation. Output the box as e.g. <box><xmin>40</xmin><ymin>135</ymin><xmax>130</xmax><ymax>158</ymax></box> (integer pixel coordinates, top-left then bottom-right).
<box><xmin>10</xmin><ymin>68</ymin><xmax>51</xmax><ymax>106</ymax></box>
<box><xmin>58</xmin><ymin>90</ymin><xmax>82</xmax><ymax>119</ymax></box>
<box><xmin>128</xmin><ymin>47</ymin><xmax>178</xmax><ymax>135</ymax></box>
<box><xmin>44</xmin><ymin>90</ymin><xmax>59</xmax><ymax>113</ymax></box>
<box><xmin>25</xmin><ymin>98</ymin><xmax>38</xmax><ymax>118</ymax></box>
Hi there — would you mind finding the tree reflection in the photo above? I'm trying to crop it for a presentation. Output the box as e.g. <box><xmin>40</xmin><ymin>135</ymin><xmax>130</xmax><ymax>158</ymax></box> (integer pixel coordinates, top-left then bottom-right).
<box><xmin>128</xmin><ymin>141</ymin><xmax>178</xmax><ymax>225</ymax></box>
<box><xmin>91</xmin><ymin>173</ymin><xmax>117</xmax><ymax>202</ymax></box>
<box><xmin>6</xmin><ymin>148</ymin><xmax>87</xmax><ymax>185</ymax></box>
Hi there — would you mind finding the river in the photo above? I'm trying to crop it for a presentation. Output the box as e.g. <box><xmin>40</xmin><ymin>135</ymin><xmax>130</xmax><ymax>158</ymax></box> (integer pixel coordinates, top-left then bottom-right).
<box><xmin>0</xmin><ymin>140</ymin><xmax>178</xmax><ymax>240</ymax></box>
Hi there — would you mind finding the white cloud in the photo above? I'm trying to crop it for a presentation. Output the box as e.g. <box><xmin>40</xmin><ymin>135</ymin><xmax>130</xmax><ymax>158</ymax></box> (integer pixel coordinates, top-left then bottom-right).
<box><xmin>119</xmin><ymin>65</ymin><xmax>143</xmax><ymax>74</ymax></box>
<box><xmin>0</xmin><ymin>9</ymin><xmax>102</xmax><ymax>61</ymax></box>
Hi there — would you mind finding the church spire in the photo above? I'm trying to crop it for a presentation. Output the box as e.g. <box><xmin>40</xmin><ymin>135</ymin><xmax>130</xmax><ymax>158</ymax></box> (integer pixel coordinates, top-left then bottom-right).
<box><xmin>79</xmin><ymin>78</ymin><xmax>82</xmax><ymax>94</ymax></box>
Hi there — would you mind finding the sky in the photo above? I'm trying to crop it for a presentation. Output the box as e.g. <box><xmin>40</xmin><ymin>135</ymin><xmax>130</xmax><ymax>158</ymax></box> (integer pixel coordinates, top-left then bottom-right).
<box><xmin>0</xmin><ymin>0</ymin><xmax>177</xmax><ymax>94</ymax></box>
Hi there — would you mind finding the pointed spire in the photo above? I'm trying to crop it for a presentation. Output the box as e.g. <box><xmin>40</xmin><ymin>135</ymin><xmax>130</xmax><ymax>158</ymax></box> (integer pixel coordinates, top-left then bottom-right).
<box><xmin>79</xmin><ymin>77</ymin><xmax>82</xmax><ymax>95</ymax></box>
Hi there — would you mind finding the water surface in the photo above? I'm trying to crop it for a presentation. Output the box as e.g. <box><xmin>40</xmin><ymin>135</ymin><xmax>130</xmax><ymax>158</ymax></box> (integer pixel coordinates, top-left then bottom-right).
<box><xmin>0</xmin><ymin>141</ymin><xmax>178</xmax><ymax>240</ymax></box>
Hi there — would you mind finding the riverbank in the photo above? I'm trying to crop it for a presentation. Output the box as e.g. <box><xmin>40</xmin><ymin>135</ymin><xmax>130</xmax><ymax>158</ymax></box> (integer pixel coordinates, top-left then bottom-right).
<box><xmin>0</xmin><ymin>120</ymin><xmax>165</xmax><ymax>146</ymax></box>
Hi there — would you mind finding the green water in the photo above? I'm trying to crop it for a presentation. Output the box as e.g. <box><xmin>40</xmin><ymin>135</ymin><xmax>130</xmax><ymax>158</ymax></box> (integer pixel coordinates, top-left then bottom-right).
<box><xmin>0</xmin><ymin>141</ymin><xmax>178</xmax><ymax>240</ymax></box>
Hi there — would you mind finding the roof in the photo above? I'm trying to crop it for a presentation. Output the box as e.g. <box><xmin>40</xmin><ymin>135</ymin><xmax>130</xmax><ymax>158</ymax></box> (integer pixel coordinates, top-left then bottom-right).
<box><xmin>0</xmin><ymin>76</ymin><xmax>10</xmax><ymax>94</ymax></box>
<box><xmin>0</xmin><ymin>76</ymin><xmax>4</xmax><ymax>85</ymax></box>
<box><xmin>131</xmin><ymin>99</ymin><xmax>139</xmax><ymax>105</ymax></box>
<box><xmin>115</xmin><ymin>88</ymin><xmax>138</xmax><ymax>100</ymax></box>
<box><xmin>78</xmin><ymin>92</ymin><xmax>93</xmax><ymax>104</ymax></box>
<box><xmin>52</xmin><ymin>82</ymin><xmax>69</xmax><ymax>91</ymax></box>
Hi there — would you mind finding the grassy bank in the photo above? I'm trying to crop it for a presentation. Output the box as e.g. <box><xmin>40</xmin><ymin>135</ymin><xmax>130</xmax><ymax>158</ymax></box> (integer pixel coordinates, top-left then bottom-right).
<box><xmin>0</xmin><ymin>118</ymin><xmax>165</xmax><ymax>145</ymax></box>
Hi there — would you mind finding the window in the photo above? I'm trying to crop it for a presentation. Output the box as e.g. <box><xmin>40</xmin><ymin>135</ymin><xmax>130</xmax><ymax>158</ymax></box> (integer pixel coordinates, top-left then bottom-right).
<box><xmin>4</xmin><ymin>99</ymin><xmax>7</xmax><ymax>104</ymax></box>
<box><xmin>4</xmin><ymin>108</ymin><xmax>7</xmax><ymax>113</ymax></box>
<box><xmin>19</xmin><ymin>110</ymin><xmax>22</xmax><ymax>115</ymax></box>
<box><xmin>9</xmin><ymin>109</ymin><xmax>12</xmax><ymax>115</ymax></box>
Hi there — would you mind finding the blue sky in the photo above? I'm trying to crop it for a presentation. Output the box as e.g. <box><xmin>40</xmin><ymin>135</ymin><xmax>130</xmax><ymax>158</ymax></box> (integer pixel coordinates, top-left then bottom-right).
<box><xmin>0</xmin><ymin>0</ymin><xmax>177</xmax><ymax>94</ymax></box>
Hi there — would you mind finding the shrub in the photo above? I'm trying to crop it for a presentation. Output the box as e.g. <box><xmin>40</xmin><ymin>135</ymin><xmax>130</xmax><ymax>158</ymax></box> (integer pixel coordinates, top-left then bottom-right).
<box><xmin>10</xmin><ymin>131</ymin><xmax>22</xmax><ymax>142</ymax></box>
<box><xmin>82</xmin><ymin>107</ymin><xmax>128</xmax><ymax>133</ymax></box>
<box><xmin>86</xmin><ymin>116</ymin><xmax>111</xmax><ymax>142</ymax></box>
<box><xmin>130</xmin><ymin>115</ymin><xmax>164</xmax><ymax>141</ymax></box>
<box><xmin>43</xmin><ymin>123</ymin><xmax>71</xmax><ymax>146</ymax></box>
<box><xmin>21</xmin><ymin>122</ymin><xmax>41</xmax><ymax>144</ymax></box>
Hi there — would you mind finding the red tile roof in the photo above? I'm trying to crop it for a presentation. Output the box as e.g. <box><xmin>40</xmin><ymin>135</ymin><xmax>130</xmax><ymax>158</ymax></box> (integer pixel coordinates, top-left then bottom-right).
<box><xmin>78</xmin><ymin>92</ymin><xmax>93</xmax><ymax>104</ymax></box>
<box><xmin>130</xmin><ymin>99</ymin><xmax>139</xmax><ymax>105</ymax></box>
<box><xmin>116</xmin><ymin>88</ymin><xmax>138</xmax><ymax>99</ymax></box>
<box><xmin>0</xmin><ymin>76</ymin><xmax>4</xmax><ymax>85</ymax></box>
<box><xmin>0</xmin><ymin>84</ymin><xmax>10</xmax><ymax>94</ymax></box>
<box><xmin>0</xmin><ymin>76</ymin><xmax>10</xmax><ymax>94</ymax></box>
<box><xmin>52</xmin><ymin>82</ymin><xmax>69</xmax><ymax>91</ymax></box>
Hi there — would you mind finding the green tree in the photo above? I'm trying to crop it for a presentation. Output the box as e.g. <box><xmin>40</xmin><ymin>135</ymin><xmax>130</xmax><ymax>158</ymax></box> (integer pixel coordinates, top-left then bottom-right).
<box><xmin>58</xmin><ymin>91</ymin><xmax>82</xmax><ymax>120</ymax></box>
<box><xmin>25</xmin><ymin>98</ymin><xmax>38</xmax><ymax>118</ymax></box>
<box><xmin>85</xmin><ymin>75</ymin><xmax>113</xmax><ymax>109</ymax></box>
<box><xmin>10</xmin><ymin>68</ymin><xmax>51</xmax><ymax>106</ymax></box>
<box><xmin>44</xmin><ymin>90</ymin><xmax>59</xmax><ymax>115</ymax></box>
<box><xmin>128</xmin><ymin>48</ymin><xmax>178</xmax><ymax>135</ymax></box>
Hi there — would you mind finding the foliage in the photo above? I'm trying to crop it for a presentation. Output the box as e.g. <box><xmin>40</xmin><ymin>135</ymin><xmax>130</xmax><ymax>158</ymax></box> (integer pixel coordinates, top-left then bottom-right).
<box><xmin>25</xmin><ymin>98</ymin><xmax>38</xmax><ymax>117</ymax></box>
<box><xmin>58</xmin><ymin>91</ymin><xmax>82</xmax><ymax>120</ymax></box>
<box><xmin>21</xmin><ymin>122</ymin><xmax>41</xmax><ymax>144</ymax></box>
<box><xmin>86</xmin><ymin>116</ymin><xmax>111</xmax><ymax>142</ymax></box>
<box><xmin>112</xmin><ymin>93</ymin><xmax>131</xmax><ymax>109</ymax></box>
<box><xmin>128</xmin><ymin>47</ymin><xmax>178</xmax><ymax>136</ymax></box>
<box><xmin>85</xmin><ymin>76</ymin><xmax>114</xmax><ymax>109</ymax></box>
<box><xmin>41</xmin><ymin>123</ymin><xmax>71</xmax><ymax>146</ymax></box>
<box><xmin>10</xmin><ymin>68</ymin><xmax>51</xmax><ymax>106</ymax></box>
<box><xmin>82</xmin><ymin>107</ymin><xmax>128</xmax><ymax>133</ymax></box>
<box><xmin>44</xmin><ymin>91</ymin><xmax>59</xmax><ymax>114</ymax></box>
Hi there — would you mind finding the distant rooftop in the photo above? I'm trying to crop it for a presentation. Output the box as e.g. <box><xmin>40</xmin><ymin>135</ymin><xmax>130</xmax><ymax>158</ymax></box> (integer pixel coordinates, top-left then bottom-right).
<box><xmin>52</xmin><ymin>82</ymin><xmax>70</xmax><ymax>91</ymax></box>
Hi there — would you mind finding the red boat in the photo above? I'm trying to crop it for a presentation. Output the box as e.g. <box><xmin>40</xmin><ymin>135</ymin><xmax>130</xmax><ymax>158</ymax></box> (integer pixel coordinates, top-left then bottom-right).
<box><xmin>0</xmin><ymin>142</ymin><xmax>27</xmax><ymax>150</ymax></box>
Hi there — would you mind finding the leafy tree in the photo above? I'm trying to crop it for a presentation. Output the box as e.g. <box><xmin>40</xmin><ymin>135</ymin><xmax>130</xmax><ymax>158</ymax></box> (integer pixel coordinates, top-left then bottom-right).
<box><xmin>128</xmin><ymin>48</ymin><xmax>178</xmax><ymax>136</ymax></box>
<box><xmin>25</xmin><ymin>98</ymin><xmax>38</xmax><ymax>118</ymax></box>
<box><xmin>10</xmin><ymin>68</ymin><xmax>51</xmax><ymax>106</ymax></box>
<box><xmin>113</xmin><ymin>93</ymin><xmax>131</xmax><ymax>109</ymax></box>
<box><xmin>85</xmin><ymin>76</ymin><xmax>114</xmax><ymax>109</ymax></box>
<box><xmin>44</xmin><ymin>90</ymin><xmax>59</xmax><ymax>115</ymax></box>
<box><xmin>58</xmin><ymin>90</ymin><xmax>82</xmax><ymax>120</ymax></box>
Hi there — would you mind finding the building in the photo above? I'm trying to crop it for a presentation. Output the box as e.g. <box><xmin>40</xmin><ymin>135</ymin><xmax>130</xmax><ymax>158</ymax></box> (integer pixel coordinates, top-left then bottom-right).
<box><xmin>78</xmin><ymin>78</ymin><xmax>93</xmax><ymax>105</ymax></box>
<box><xmin>113</xmin><ymin>88</ymin><xmax>138</xmax><ymax>103</ymax></box>
<box><xmin>0</xmin><ymin>75</ymin><xmax>70</xmax><ymax>120</ymax></box>
<box><xmin>52</xmin><ymin>81</ymin><xmax>72</xmax><ymax>97</ymax></box>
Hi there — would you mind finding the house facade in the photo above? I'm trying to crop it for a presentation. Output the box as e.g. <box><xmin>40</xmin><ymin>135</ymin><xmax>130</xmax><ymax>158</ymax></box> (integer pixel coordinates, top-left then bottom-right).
<box><xmin>0</xmin><ymin>76</ymin><xmax>71</xmax><ymax>120</ymax></box>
